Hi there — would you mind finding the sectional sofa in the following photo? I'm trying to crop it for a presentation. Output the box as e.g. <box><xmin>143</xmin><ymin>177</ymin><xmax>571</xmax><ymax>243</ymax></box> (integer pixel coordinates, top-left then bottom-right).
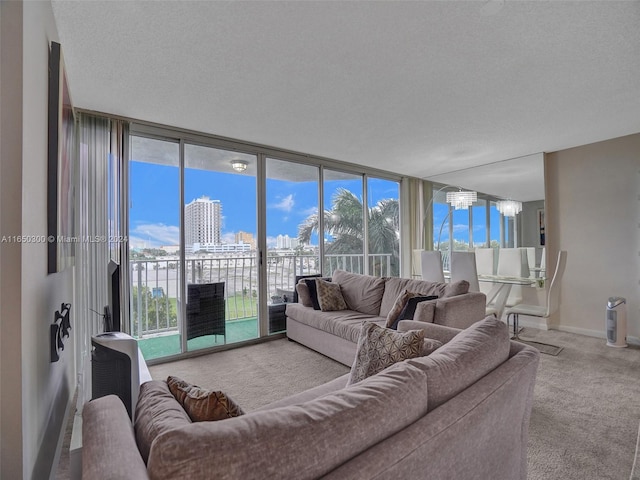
<box><xmin>81</xmin><ymin>316</ymin><xmax>540</xmax><ymax>479</ymax></box>
<box><xmin>286</xmin><ymin>269</ymin><xmax>487</xmax><ymax>365</ymax></box>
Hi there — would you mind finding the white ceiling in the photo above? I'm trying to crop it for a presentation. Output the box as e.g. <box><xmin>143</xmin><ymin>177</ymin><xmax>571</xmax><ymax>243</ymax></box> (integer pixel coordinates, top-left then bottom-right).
<box><xmin>51</xmin><ymin>1</ymin><xmax>640</xmax><ymax>201</ymax></box>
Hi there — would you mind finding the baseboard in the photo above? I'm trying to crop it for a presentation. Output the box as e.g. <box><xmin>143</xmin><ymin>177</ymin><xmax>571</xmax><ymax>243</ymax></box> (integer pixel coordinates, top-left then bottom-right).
<box><xmin>546</xmin><ymin>324</ymin><xmax>640</xmax><ymax>346</ymax></box>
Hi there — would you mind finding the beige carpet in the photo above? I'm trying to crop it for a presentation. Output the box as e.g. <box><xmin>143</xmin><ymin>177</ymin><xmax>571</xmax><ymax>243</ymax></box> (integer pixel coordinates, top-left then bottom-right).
<box><xmin>150</xmin><ymin>330</ymin><xmax>640</xmax><ymax>479</ymax></box>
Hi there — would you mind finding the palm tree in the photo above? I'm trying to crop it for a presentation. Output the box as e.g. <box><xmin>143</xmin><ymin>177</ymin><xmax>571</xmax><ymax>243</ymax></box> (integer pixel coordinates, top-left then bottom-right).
<box><xmin>298</xmin><ymin>188</ymin><xmax>399</xmax><ymax>276</ymax></box>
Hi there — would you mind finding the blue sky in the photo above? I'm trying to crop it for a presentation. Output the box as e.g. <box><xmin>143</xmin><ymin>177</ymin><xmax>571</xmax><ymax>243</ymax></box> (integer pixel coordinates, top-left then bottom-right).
<box><xmin>129</xmin><ymin>161</ymin><xmax>401</xmax><ymax>249</ymax></box>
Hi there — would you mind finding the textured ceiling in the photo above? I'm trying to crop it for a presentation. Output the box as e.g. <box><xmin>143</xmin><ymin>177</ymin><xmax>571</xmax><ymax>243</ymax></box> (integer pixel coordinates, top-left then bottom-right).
<box><xmin>51</xmin><ymin>1</ymin><xmax>640</xmax><ymax>201</ymax></box>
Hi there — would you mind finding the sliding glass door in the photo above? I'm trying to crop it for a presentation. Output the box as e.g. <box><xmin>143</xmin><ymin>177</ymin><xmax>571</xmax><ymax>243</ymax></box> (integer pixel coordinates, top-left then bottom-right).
<box><xmin>184</xmin><ymin>143</ymin><xmax>259</xmax><ymax>352</ymax></box>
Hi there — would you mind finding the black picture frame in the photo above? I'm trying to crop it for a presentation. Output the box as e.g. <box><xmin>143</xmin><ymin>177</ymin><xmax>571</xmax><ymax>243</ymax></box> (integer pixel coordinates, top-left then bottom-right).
<box><xmin>47</xmin><ymin>41</ymin><xmax>75</xmax><ymax>273</ymax></box>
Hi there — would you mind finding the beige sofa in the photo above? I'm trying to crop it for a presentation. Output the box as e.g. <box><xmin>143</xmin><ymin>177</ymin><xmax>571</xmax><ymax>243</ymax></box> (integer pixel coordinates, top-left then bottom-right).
<box><xmin>81</xmin><ymin>317</ymin><xmax>539</xmax><ymax>480</ymax></box>
<box><xmin>286</xmin><ymin>269</ymin><xmax>487</xmax><ymax>366</ymax></box>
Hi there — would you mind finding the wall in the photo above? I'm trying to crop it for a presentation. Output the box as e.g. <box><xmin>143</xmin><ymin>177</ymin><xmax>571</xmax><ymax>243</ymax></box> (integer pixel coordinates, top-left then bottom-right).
<box><xmin>1</xmin><ymin>1</ymin><xmax>76</xmax><ymax>478</ymax></box>
<box><xmin>546</xmin><ymin>133</ymin><xmax>640</xmax><ymax>341</ymax></box>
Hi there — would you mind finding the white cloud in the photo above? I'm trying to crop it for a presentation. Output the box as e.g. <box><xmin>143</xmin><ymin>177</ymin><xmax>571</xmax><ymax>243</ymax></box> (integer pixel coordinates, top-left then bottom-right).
<box><xmin>301</xmin><ymin>206</ymin><xmax>318</xmax><ymax>216</ymax></box>
<box><xmin>221</xmin><ymin>232</ymin><xmax>236</xmax><ymax>244</ymax></box>
<box><xmin>272</xmin><ymin>194</ymin><xmax>294</xmax><ymax>212</ymax></box>
<box><xmin>130</xmin><ymin>223</ymin><xmax>179</xmax><ymax>248</ymax></box>
<box><xmin>266</xmin><ymin>236</ymin><xmax>277</xmax><ymax>248</ymax></box>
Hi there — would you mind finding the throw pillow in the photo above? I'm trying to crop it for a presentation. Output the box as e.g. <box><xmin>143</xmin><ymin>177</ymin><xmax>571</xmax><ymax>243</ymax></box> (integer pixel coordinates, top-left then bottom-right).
<box><xmin>385</xmin><ymin>289</ymin><xmax>412</xmax><ymax>328</ymax></box>
<box><xmin>444</xmin><ymin>279</ymin><xmax>470</xmax><ymax>297</ymax></box>
<box><xmin>396</xmin><ymin>295</ymin><xmax>438</xmax><ymax>323</ymax></box>
<box><xmin>347</xmin><ymin>322</ymin><xmax>425</xmax><ymax>385</ymax></box>
<box><xmin>304</xmin><ymin>278</ymin><xmax>331</xmax><ymax>310</ymax></box>
<box><xmin>422</xmin><ymin>338</ymin><xmax>443</xmax><ymax>356</ymax></box>
<box><xmin>316</xmin><ymin>278</ymin><xmax>348</xmax><ymax>311</ymax></box>
<box><xmin>294</xmin><ymin>274</ymin><xmax>323</xmax><ymax>305</ymax></box>
<box><xmin>167</xmin><ymin>376</ymin><xmax>244</xmax><ymax>422</ymax></box>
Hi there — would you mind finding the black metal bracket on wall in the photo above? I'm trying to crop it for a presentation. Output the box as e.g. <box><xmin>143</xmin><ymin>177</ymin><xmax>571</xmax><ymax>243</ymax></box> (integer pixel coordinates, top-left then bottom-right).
<box><xmin>50</xmin><ymin>303</ymin><xmax>71</xmax><ymax>362</ymax></box>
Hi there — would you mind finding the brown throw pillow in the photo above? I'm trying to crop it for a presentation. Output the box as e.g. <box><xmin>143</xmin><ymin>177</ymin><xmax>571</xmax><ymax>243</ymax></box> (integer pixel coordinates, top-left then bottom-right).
<box><xmin>347</xmin><ymin>322</ymin><xmax>425</xmax><ymax>385</ymax></box>
<box><xmin>316</xmin><ymin>278</ymin><xmax>348</xmax><ymax>311</ymax></box>
<box><xmin>167</xmin><ymin>376</ymin><xmax>244</xmax><ymax>422</ymax></box>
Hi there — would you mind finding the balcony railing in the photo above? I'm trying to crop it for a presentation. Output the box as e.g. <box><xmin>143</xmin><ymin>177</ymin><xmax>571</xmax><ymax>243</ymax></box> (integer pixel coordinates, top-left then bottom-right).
<box><xmin>130</xmin><ymin>253</ymin><xmax>394</xmax><ymax>338</ymax></box>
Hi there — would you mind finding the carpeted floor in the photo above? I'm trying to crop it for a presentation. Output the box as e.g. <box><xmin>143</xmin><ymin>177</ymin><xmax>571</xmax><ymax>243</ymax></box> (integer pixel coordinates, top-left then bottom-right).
<box><xmin>149</xmin><ymin>329</ymin><xmax>640</xmax><ymax>480</ymax></box>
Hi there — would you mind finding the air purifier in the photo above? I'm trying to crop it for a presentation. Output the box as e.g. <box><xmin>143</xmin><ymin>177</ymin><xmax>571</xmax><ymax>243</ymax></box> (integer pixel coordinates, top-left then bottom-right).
<box><xmin>606</xmin><ymin>297</ymin><xmax>627</xmax><ymax>348</ymax></box>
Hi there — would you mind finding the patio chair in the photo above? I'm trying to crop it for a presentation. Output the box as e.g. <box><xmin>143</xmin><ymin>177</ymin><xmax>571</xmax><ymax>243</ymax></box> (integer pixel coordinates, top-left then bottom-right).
<box><xmin>186</xmin><ymin>282</ymin><xmax>226</xmax><ymax>342</ymax></box>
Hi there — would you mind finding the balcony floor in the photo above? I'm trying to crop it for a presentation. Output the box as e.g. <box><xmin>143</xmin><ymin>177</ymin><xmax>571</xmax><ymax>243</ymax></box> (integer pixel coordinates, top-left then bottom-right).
<box><xmin>137</xmin><ymin>317</ymin><xmax>273</xmax><ymax>360</ymax></box>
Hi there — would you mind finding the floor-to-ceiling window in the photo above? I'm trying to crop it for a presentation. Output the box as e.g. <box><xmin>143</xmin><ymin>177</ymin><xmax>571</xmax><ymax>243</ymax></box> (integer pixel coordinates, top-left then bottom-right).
<box><xmin>126</xmin><ymin>125</ymin><xmax>403</xmax><ymax>361</ymax></box>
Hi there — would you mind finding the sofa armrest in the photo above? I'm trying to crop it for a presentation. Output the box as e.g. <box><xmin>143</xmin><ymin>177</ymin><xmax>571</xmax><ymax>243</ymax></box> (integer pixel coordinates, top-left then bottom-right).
<box><xmin>82</xmin><ymin>395</ymin><xmax>149</xmax><ymax>480</ymax></box>
<box><xmin>397</xmin><ymin>320</ymin><xmax>461</xmax><ymax>344</ymax></box>
<box><xmin>433</xmin><ymin>292</ymin><xmax>487</xmax><ymax>329</ymax></box>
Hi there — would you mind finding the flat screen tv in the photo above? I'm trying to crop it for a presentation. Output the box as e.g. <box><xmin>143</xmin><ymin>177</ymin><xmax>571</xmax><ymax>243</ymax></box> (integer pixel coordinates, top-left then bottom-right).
<box><xmin>105</xmin><ymin>260</ymin><xmax>121</xmax><ymax>332</ymax></box>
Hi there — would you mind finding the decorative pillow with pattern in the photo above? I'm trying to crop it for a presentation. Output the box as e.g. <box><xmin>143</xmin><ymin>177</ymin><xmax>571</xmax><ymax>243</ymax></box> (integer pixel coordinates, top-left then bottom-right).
<box><xmin>316</xmin><ymin>278</ymin><xmax>348</xmax><ymax>311</ymax></box>
<box><xmin>347</xmin><ymin>322</ymin><xmax>425</xmax><ymax>385</ymax></box>
<box><xmin>167</xmin><ymin>376</ymin><xmax>244</xmax><ymax>422</ymax></box>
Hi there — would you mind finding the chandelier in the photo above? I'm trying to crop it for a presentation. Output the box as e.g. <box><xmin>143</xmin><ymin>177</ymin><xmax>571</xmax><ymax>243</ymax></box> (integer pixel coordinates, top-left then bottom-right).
<box><xmin>496</xmin><ymin>199</ymin><xmax>522</xmax><ymax>217</ymax></box>
<box><xmin>446</xmin><ymin>190</ymin><xmax>477</xmax><ymax>210</ymax></box>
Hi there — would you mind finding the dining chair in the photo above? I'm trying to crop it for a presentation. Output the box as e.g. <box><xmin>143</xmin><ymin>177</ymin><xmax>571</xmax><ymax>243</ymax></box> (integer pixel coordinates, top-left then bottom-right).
<box><xmin>505</xmin><ymin>250</ymin><xmax>567</xmax><ymax>356</ymax></box>
<box><xmin>420</xmin><ymin>250</ymin><xmax>445</xmax><ymax>283</ymax></box>
<box><xmin>412</xmin><ymin>249</ymin><xmax>425</xmax><ymax>277</ymax></box>
<box><xmin>450</xmin><ymin>251</ymin><xmax>480</xmax><ymax>292</ymax></box>
<box><xmin>522</xmin><ymin>247</ymin><xmax>536</xmax><ymax>278</ymax></box>
<box><xmin>451</xmin><ymin>251</ymin><xmax>499</xmax><ymax>317</ymax></box>
<box><xmin>496</xmin><ymin>248</ymin><xmax>530</xmax><ymax>306</ymax></box>
<box><xmin>475</xmin><ymin>248</ymin><xmax>495</xmax><ymax>276</ymax></box>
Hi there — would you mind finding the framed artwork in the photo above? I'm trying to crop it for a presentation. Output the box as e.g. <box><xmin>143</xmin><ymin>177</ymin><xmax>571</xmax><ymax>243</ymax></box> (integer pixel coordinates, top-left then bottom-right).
<box><xmin>47</xmin><ymin>41</ymin><xmax>76</xmax><ymax>273</ymax></box>
<box><xmin>537</xmin><ymin>209</ymin><xmax>546</xmax><ymax>246</ymax></box>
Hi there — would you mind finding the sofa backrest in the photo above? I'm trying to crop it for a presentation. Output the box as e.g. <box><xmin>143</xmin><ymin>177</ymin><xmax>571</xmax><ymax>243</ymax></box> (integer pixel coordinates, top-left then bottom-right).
<box><xmin>146</xmin><ymin>359</ymin><xmax>430</xmax><ymax>480</ymax></box>
<box><xmin>331</xmin><ymin>269</ymin><xmax>386</xmax><ymax>315</ymax></box>
<box><xmin>407</xmin><ymin>315</ymin><xmax>511</xmax><ymax>410</ymax></box>
<box><xmin>379</xmin><ymin>277</ymin><xmax>469</xmax><ymax>318</ymax></box>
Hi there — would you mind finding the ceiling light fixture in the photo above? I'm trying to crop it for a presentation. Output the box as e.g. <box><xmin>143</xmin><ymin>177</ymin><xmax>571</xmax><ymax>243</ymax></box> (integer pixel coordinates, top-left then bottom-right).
<box><xmin>446</xmin><ymin>190</ymin><xmax>477</xmax><ymax>210</ymax></box>
<box><xmin>230</xmin><ymin>159</ymin><xmax>248</xmax><ymax>172</ymax></box>
<box><xmin>496</xmin><ymin>199</ymin><xmax>523</xmax><ymax>217</ymax></box>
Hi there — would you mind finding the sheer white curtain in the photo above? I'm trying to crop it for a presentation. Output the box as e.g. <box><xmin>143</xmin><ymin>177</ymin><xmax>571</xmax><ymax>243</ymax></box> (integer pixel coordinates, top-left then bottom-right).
<box><xmin>404</xmin><ymin>178</ymin><xmax>432</xmax><ymax>276</ymax></box>
<box><xmin>74</xmin><ymin>113</ymin><xmax>128</xmax><ymax>408</ymax></box>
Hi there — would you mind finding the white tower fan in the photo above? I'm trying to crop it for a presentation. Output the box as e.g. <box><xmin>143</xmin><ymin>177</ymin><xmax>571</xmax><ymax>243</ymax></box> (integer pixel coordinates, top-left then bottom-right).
<box><xmin>606</xmin><ymin>297</ymin><xmax>627</xmax><ymax>348</ymax></box>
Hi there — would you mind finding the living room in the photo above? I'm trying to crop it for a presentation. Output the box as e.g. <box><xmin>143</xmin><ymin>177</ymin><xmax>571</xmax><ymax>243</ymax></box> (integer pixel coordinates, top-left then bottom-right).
<box><xmin>1</xmin><ymin>1</ymin><xmax>639</xmax><ymax>479</ymax></box>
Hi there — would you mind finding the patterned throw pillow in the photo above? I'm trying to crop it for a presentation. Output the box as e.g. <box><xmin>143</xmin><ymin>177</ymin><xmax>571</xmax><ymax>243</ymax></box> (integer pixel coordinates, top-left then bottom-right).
<box><xmin>347</xmin><ymin>322</ymin><xmax>425</xmax><ymax>385</ymax></box>
<box><xmin>167</xmin><ymin>376</ymin><xmax>244</xmax><ymax>422</ymax></box>
<box><xmin>316</xmin><ymin>278</ymin><xmax>348</xmax><ymax>311</ymax></box>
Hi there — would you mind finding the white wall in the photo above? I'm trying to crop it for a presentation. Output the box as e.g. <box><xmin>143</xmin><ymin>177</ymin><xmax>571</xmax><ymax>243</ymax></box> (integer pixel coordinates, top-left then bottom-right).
<box><xmin>546</xmin><ymin>133</ymin><xmax>640</xmax><ymax>340</ymax></box>
<box><xmin>1</xmin><ymin>2</ymin><xmax>76</xmax><ymax>478</ymax></box>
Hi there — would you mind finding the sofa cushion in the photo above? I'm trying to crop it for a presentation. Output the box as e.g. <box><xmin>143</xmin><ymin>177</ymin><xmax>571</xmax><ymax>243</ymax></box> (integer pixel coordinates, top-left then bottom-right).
<box><xmin>332</xmin><ymin>269</ymin><xmax>386</xmax><ymax>315</ymax></box>
<box><xmin>295</xmin><ymin>280</ymin><xmax>314</xmax><ymax>307</ymax></box>
<box><xmin>134</xmin><ymin>380</ymin><xmax>192</xmax><ymax>464</ymax></box>
<box><xmin>348</xmin><ymin>322</ymin><xmax>425</xmax><ymax>385</ymax></box>
<box><xmin>84</xmin><ymin>395</ymin><xmax>149</xmax><ymax>479</ymax></box>
<box><xmin>380</xmin><ymin>278</ymin><xmax>471</xmax><ymax>318</ymax></box>
<box><xmin>147</xmin><ymin>360</ymin><xmax>430</xmax><ymax>480</ymax></box>
<box><xmin>407</xmin><ymin>315</ymin><xmax>510</xmax><ymax>411</ymax></box>
<box><xmin>167</xmin><ymin>376</ymin><xmax>245</xmax><ymax>422</ymax></box>
<box><xmin>285</xmin><ymin>303</ymin><xmax>386</xmax><ymax>343</ymax></box>
<box><xmin>316</xmin><ymin>278</ymin><xmax>348</xmax><ymax>311</ymax></box>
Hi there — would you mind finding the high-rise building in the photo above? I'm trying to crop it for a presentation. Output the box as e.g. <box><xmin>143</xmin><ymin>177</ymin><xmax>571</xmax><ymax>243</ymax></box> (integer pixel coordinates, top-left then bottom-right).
<box><xmin>185</xmin><ymin>196</ymin><xmax>222</xmax><ymax>252</ymax></box>
<box><xmin>276</xmin><ymin>234</ymin><xmax>299</xmax><ymax>249</ymax></box>
<box><xmin>235</xmin><ymin>231</ymin><xmax>255</xmax><ymax>250</ymax></box>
